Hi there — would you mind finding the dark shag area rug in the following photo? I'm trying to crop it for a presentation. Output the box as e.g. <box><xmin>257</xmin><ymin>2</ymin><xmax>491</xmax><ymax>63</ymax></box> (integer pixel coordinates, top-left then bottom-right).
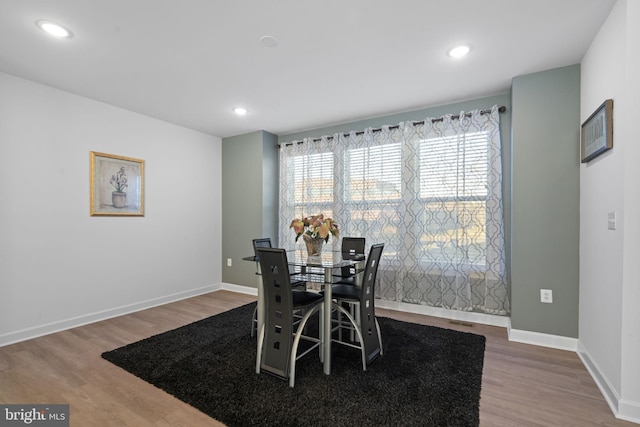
<box><xmin>102</xmin><ymin>303</ymin><xmax>485</xmax><ymax>427</ymax></box>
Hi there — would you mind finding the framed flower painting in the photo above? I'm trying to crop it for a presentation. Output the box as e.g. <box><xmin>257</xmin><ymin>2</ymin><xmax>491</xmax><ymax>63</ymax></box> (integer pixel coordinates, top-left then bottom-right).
<box><xmin>90</xmin><ymin>151</ymin><xmax>145</xmax><ymax>216</ymax></box>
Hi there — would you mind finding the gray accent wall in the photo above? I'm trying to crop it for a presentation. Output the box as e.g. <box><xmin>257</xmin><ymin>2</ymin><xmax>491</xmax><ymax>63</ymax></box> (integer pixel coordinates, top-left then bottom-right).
<box><xmin>510</xmin><ymin>64</ymin><xmax>581</xmax><ymax>337</ymax></box>
<box><xmin>222</xmin><ymin>131</ymin><xmax>279</xmax><ymax>288</ymax></box>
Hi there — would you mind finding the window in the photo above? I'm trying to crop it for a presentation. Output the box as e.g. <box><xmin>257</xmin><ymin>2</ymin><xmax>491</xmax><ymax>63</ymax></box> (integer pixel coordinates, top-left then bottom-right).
<box><xmin>284</xmin><ymin>151</ymin><xmax>334</xmax><ymax>220</ymax></box>
<box><xmin>279</xmin><ymin>107</ymin><xmax>507</xmax><ymax>314</ymax></box>
<box><xmin>417</xmin><ymin>132</ymin><xmax>489</xmax><ymax>267</ymax></box>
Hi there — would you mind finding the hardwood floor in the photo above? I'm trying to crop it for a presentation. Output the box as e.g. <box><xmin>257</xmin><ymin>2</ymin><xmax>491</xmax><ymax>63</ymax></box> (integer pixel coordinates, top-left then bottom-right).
<box><xmin>0</xmin><ymin>290</ymin><xmax>634</xmax><ymax>426</ymax></box>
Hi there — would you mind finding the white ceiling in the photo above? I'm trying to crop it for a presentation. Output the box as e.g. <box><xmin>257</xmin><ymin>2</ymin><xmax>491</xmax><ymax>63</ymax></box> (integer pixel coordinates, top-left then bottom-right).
<box><xmin>0</xmin><ymin>0</ymin><xmax>615</xmax><ymax>138</ymax></box>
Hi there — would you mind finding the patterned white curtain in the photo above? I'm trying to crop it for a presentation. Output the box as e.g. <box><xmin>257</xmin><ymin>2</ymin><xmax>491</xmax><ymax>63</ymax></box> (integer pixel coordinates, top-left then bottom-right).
<box><xmin>279</xmin><ymin>106</ymin><xmax>509</xmax><ymax>315</ymax></box>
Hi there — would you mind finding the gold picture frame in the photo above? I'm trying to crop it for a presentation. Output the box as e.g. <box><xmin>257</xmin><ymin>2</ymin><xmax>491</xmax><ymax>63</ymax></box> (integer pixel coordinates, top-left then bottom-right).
<box><xmin>90</xmin><ymin>151</ymin><xmax>145</xmax><ymax>216</ymax></box>
<box><xmin>581</xmin><ymin>99</ymin><xmax>613</xmax><ymax>163</ymax></box>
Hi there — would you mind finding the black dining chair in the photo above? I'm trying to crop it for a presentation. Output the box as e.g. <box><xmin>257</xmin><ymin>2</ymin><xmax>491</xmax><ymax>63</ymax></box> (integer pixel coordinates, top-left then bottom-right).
<box><xmin>255</xmin><ymin>247</ymin><xmax>324</xmax><ymax>387</ymax></box>
<box><xmin>250</xmin><ymin>238</ymin><xmax>307</xmax><ymax>337</ymax></box>
<box><xmin>334</xmin><ymin>237</ymin><xmax>366</xmax><ymax>285</ymax></box>
<box><xmin>253</xmin><ymin>238</ymin><xmax>307</xmax><ymax>287</ymax></box>
<box><xmin>327</xmin><ymin>243</ymin><xmax>385</xmax><ymax>370</ymax></box>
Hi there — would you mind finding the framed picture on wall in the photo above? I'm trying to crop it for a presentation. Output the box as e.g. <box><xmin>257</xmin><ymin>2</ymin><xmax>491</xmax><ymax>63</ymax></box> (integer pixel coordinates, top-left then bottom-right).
<box><xmin>90</xmin><ymin>151</ymin><xmax>145</xmax><ymax>216</ymax></box>
<box><xmin>581</xmin><ymin>99</ymin><xmax>613</xmax><ymax>163</ymax></box>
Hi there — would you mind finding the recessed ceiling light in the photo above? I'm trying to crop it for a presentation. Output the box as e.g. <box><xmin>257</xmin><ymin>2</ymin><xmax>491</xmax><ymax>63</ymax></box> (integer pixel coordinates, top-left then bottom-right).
<box><xmin>233</xmin><ymin>107</ymin><xmax>248</xmax><ymax>115</ymax></box>
<box><xmin>36</xmin><ymin>20</ymin><xmax>73</xmax><ymax>38</ymax></box>
<box><xmin>447</xmin><ymin>45</ymin><xmax>470</xmax><ymax>58</ymax></box>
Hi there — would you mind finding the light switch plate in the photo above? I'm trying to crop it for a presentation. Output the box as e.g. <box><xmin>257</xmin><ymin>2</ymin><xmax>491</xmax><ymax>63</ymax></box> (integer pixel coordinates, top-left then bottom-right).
<box><xmin>608</xmin><ymin>211</ymin><xmax>616</xmax><ymax>230</ymax></box>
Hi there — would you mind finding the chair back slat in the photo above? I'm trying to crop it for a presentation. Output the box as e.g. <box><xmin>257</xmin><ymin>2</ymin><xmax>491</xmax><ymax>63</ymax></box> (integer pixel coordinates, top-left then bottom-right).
<box><xmin>341</xmin><ymin>237</ymin><xmax>365</xmax><ymax>255</ymax></box>
<box><xmin>252</xmin><ymin>238</ymin><xmax>272</xmax><ymax>259</ymax></box>
<box><xmin>256</xmin><ymin>247</ymin><xmax>294</xmax><ymax>379</ymax></box>
<box><xmin>340</xmin><ymin>237</ymin><xmax>366</xmax><ymax>276</ymax></box>
<box><xmin>252</xmin><ymin>238</ymin><xmax>272</xmax><ymax>274</ymax></box>
<box><xmin>358</xmin><ymin>243</ymin><xmax>384</xmax><ymax>364</ymax></box>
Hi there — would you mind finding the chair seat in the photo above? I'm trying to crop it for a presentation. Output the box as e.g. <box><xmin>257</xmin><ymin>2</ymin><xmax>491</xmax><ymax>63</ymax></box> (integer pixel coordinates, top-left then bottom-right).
<box><xmin>291</xmin><ymin>278</ymin><xmax>306</xmax><ymax>289</ymax></box>
<box><xmin>292</xmin><ymin>290</ymin><xmax>324</xmax><ymax>308</ymax></box>
<box><xmin>321</xmin><ymin>283</ymin><xmax>360</xmax><ymax>300</ymax></box>
<box><xmin>335</xmin><ymin>276</ymin><xmax>356</xmax><ymax>286</ymax></box>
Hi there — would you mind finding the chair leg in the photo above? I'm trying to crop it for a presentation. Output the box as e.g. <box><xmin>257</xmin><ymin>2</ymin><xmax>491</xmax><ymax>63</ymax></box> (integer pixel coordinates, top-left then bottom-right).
<box><xmin>318</xmin><ymin>304</ymin><xmax>324</xmax><ymax>363</ymax></box>
<box><xmin>250</xmin><ymin>306</ymin><xmax>258</xmax><ymax>337</ymax></box>
<box><xmin>375</xmin><ymin>317</ymin><xmax>383</xmax><ymax>356</ymax></box>
<box><xmin>289</xmin><ymin>305</ymin><xmax>322</xmax><ymax>388</ymax></box>
<box><xmin>331</xmin><ymin>302</ymin><xmax>367</xmax><ymax>371</ymax></box>
<box><xmin>256</xmin><ymin>323</ymin><xmax>265</xmax><ymax>374</ymax></box>
<box><xmin>351</xmin><ymin>303</ymin><xmax>358</xmax><ymax>342</ymax></box>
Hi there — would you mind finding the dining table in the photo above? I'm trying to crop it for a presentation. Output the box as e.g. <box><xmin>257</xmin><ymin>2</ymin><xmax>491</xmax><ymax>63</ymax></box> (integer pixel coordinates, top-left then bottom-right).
<box><xmin>245</xmin><ymin>249</ymin><xmax>365</xmax><ymax>375</ymax></box>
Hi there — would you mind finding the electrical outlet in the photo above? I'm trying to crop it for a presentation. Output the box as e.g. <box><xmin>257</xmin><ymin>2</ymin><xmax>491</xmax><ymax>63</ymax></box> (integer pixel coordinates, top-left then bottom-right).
<box><xmin>540</xmin><ymin>289</ymin><xmax>553</xmax><ymax>304</ymax></box>
<box><xmin>227</xmin><ymin>258</ymin><xmax>232</xmax><ymax>267</ymax></box>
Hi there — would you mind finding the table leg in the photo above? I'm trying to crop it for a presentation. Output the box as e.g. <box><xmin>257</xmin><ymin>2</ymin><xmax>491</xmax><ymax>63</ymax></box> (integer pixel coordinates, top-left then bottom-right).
<box><xmin>256</xmin><ymin>268</ymin><xmax>264</xmax><ymax>374</ymax></box>
<box><xmin>323</xmin><ymin>266</ymin><xmax>332</xmax><ymax>375</ymax></box>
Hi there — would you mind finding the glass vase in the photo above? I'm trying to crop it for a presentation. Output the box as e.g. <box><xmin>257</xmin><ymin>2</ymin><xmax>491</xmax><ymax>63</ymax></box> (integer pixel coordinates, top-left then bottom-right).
<box><xmin>302</xmin><ymin>234</ymin><xmax>324</xmax><ymax>256</ymax></box>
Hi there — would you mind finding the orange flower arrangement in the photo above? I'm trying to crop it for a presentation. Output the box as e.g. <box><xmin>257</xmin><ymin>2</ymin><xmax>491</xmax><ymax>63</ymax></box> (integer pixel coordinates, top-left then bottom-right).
<box><xmin>290</xmin><ymin>214</ymin><xmax>339</xmax><ymax>243</ymax></box>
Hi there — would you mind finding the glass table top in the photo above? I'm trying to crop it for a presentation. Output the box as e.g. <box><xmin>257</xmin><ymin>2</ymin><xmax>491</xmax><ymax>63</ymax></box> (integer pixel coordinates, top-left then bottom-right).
<box><xmin>286</xmin><ymin>249</ymin><xmax>364</xmax><ymax>268</ymax></box>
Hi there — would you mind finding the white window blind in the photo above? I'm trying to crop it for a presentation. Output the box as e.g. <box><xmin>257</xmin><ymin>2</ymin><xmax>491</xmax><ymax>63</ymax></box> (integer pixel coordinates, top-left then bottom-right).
<box><xmin>347</xmin><ymin>143</ymin><xmax>402</xmax><ymax>201</ymax></box>
<box><xmin>285</xmin><ymin>151</ymin><xmax>334</xmax><ymax>219</ymax></box>
<box><xmin>419</xmin><ymin>132</ymin><xmax>488</xmax><ymax>199</ymax></box>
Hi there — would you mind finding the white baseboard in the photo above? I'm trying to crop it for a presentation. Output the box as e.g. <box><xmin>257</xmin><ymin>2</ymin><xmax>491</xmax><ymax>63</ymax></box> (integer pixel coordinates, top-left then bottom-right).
<box><xmin>618</xmin><ymin>399</ymin><xmax>640</xmax><ymax>424</ymax></box>
<box><xmin>578</xmin><ymin>342</ymin><xmax>640</xmax><ymax>424</ymax></box>
<box><xmin>220</xmin><ymin>282</ymin><xmax>257</xmax><ymax>296</ymax></box>
<box><xmin>0</xmin><ymin>284</ymin><xmax>221</xmax><ymax>347</ymax></box>
<box><xmin>508</xmin><ymin>327</ymin><xmax>578</xmax><ymax>351</ymax></box>
<box><xmin>375</xmin><ymin>299</ymin><xmax>510</xmax><ymax>328</ymax></box>
<box><xmin>578</xmin><ymin>343</ymin><xmax>620</xmax><ymax>415</ymax></box>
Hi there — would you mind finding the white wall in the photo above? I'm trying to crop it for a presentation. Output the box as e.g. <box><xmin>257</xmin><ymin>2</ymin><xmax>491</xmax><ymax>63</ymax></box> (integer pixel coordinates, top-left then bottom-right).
<box><xmin>0</xmin><ymin>72</ymin><xmax>222</xmax><ymax>346</ymax></box>
<box><xmin>580</xmin><ymin>0</ymin><xmax>640</xmax><ymax>422</ymax></box>
<box><xmin>620</xmin><ymin>0</ymin><xmax>640</xmax><ymax>419</ymax></box>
